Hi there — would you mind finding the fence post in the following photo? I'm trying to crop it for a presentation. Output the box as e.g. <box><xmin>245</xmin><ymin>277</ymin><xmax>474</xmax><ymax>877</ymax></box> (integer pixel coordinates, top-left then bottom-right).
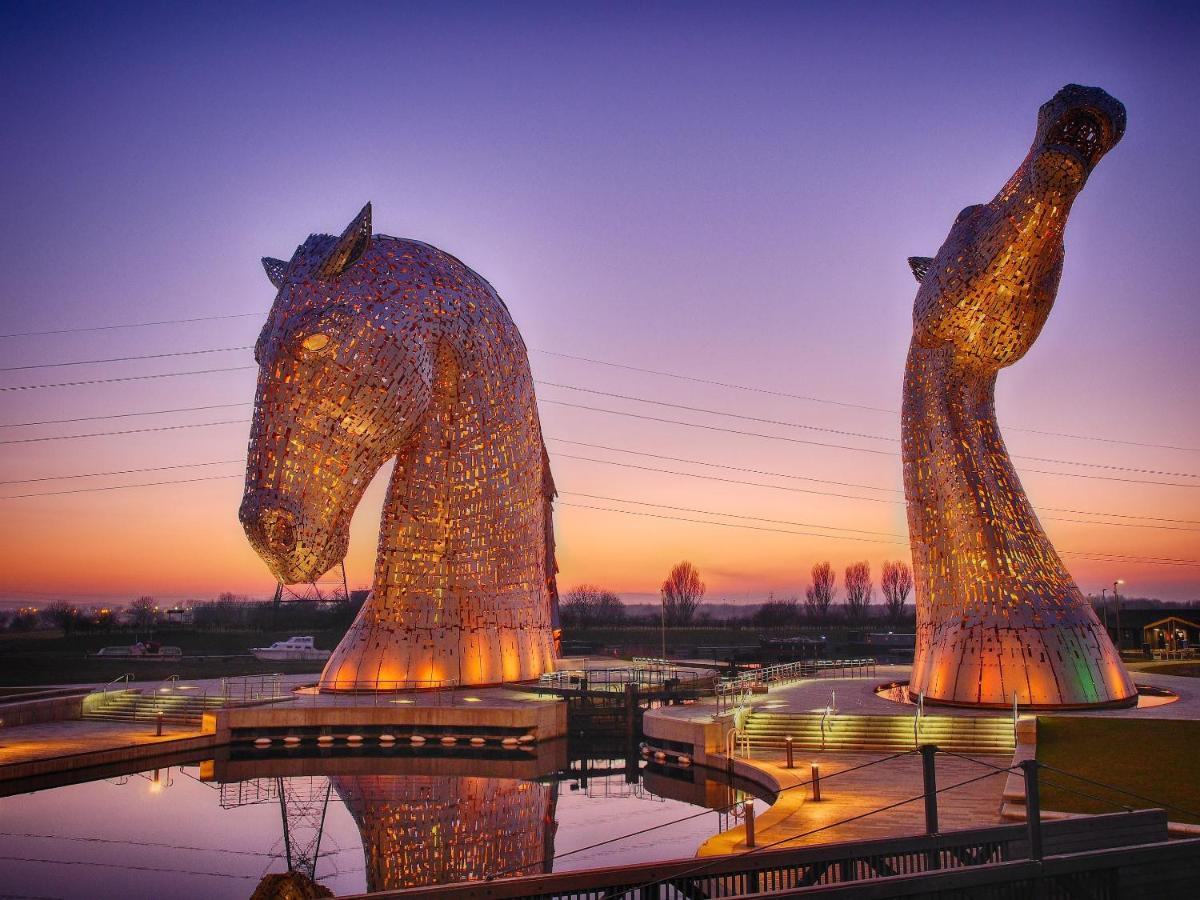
<box><xmin>920</xmin><ymin>743</ymin><xmax>940</xmax><ymax>870</ymax></box>
<box><xmin>624</xmin><ymin>683</ymin><xmax>638</xmax><ymax>746</ymax></box>
<box><xmin>920</xmin><ymin>743</ymin><xmax>940</xmax><ymax>835</ymax></box>
<box><xmin>1021</xmin><ymin>759</ymin><xmax>1043</xmax><ymax>860</ymax></box>
<box><xmin>744</xmin><ymin>799</ymin><xmax>756</xmax><ymax>848</ymax></box>
<box><xmin>785</xmin><ymin>736</ymin><xmax>794</xmax><ymax>769</ymax></box>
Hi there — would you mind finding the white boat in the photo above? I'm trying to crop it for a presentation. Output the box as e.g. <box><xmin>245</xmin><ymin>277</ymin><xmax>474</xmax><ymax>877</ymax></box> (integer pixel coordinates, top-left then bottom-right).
<box><xmin>250</xmin><ymin>636</ymin><xmax>331</xmax><ymax>661</ymax></box>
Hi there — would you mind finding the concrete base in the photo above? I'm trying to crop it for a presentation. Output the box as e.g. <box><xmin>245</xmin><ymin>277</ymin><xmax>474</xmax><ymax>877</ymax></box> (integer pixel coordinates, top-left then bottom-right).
<box><xmin>208</xmin><ymin>687</ymin><xmax>566</xmax><ymax>745</ymax></box>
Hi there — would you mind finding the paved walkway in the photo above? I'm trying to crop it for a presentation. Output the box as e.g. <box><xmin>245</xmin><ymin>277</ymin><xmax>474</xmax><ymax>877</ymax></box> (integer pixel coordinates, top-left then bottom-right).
<box><xmin>0</xmin><ymin>719</ymin><xmax>208</xmax><ymax>771</ymax></box>
<box><xmin>699</xmin><ymin>748</ymin><xmax>1011</xmax><ymax>855</ymax></box>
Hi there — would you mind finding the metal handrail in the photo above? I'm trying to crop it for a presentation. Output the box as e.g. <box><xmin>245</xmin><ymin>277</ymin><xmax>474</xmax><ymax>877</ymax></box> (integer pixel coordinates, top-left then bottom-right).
<box><xmin>93</xmin><ymin>672</ymin><xmax>134</xmax><ymax>703</ymax></box>
<box><xmin>914</xmin><ymin>690</ymin><xmax>925</xmax><ymax>748</ymax></box>
<box><xmin>292</xmin><ymin>678</ymin><xmax>463</xmax><ymax>707</ymax></box>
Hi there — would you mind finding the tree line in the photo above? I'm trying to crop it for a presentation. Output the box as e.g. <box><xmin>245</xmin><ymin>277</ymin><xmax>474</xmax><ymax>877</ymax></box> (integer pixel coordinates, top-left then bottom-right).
<box><xmin>560</xmin><ymin>559</ymin><xmax>914</xmax><ymax>629</ymax></box>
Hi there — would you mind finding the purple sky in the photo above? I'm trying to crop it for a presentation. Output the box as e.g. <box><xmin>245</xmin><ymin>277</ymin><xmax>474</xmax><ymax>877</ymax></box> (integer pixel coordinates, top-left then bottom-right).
<box><xmin>1</xmin><ymin>1</ymin><xmax>1198</xmax><ymax>602</ymax></box>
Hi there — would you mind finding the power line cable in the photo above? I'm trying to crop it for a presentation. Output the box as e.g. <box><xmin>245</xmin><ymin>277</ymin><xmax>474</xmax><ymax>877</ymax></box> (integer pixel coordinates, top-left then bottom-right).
<box><xmin>0</xmin><ymin>345</ymin><xmax>252</xmax><ymax>372</ymax></box>
<box><xmin>547</xmin><ymin>439</ymin><xmax>1200</xmax><ymax>531</ymax></box>
<box><xmin>0</xmin><ymin>460</ymin><xmax>243</xmax><ymax>486</ymax></box>
<box><xmin>0</xmin><ymin>402</ymin><xmax>251</xmax><ymax>429</ymax></box>
<box><xmin>530</xmin><ymin>347</ymin><xmax>1200</xmax><ymax>454</ymax></box>
<box><xmin>7</xmin><ymin>439</ymin><xmax>1196</xmax><ymax>531</ymax></box>
<box><xmin>0</xmin><ymin>322</ymin><xmax>1189</xmax><ymax>453</ymax></box>
<box><xmin>558</xmin><ymin>490</ymin><xmax>907</xmax><ymax>539</ymax></box>
<box><xmin>555</xmin><ymin>501</ymin><xmax>1200</xmax><ymax>567</ymax></box>
<box><xmin>1</xmin><ymin>466</ymin><xmax>1190</xmax><ymax>566</ymax></box>
<box><xmin>542</xmin><ymin>399</ymin><xmax>1199</xmax><ymax>488</ymax></box>
<box><xmin>0</xmin><ymin>311</ymin><xmax>259</xmax><ymax>339</ymax></box>
<box><xmin>0</xmin><ymin>365</ymin><xmax>255</xmax><ymax>392</ymax></box>
<box><xmin>536</xmin><ymin>381</ymin><xmax>1199</xmax><ymax>479</ymax></box>
<box><xmin>0</xmin><ymin>420</ymin><xmax>246</xmax><ymax>446</ymax></box>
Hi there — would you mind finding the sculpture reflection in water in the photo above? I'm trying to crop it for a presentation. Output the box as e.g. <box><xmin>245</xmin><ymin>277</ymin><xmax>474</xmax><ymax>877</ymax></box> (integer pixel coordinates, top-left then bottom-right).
<box><xmin>903</xmin><ymin>85</ymin><xmax>1135</xmax><ymax>708</ymax></box>
<box><xmin>333</xmin><ymin>775</ymin><xmax>557</xmax><ymax>891</ymax></box>
<box><xmin>239</xmin><ymin>204</ymin><xmax>559</xmax><ymax>689</ymax></box>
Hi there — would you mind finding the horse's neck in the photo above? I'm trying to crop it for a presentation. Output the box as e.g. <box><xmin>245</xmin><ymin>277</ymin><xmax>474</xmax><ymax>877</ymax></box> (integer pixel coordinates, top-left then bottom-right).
<box><xmin>901</xmin><ymin>342</ymin><xmax>1068</xmax><ymax>600</ymax></box>
<box><xmin>373</xmin><ymin>341</ymin><xmax>546</xmax><ymax>605</ymax></box>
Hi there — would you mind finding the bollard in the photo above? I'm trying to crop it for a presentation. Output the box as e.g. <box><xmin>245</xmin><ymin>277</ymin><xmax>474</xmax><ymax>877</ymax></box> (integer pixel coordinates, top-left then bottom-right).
<box><xmin>155</xmin><ymin>710</ymin><xmax>164</xmax><ymax>737</ymax></box>
<box><xmin>785</xmin><ymin>736</ymin><xmax>794</xmax><ymax>769</ymax></box>
<box><xmin>744</xmin><ymin>799</ymin><xmax>756</xmax><ymax>848</ymax></box>
<box><xmin>811</xmin><ymin>762</ymin><xmax>821</xmax><ymax>801</ymax></box>
<box><xmin>1021</xmin><ymin>759</ymin><xmax>1043</xmax><ymax>860</ymax></box>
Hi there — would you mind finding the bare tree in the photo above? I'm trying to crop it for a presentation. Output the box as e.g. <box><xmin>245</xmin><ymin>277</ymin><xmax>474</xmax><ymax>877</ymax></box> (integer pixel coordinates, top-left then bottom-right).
<box><xmin>844</xmin><ymin>561</ymin><xmax>873</xmax><ymax>622</ymax></box>
<box><xmin>561</xmin><ymin>584</ymin><xmax>626</xmax><ymax>627</ymax></box>
<box><xmin>128</xmin><ymin>595</ymin><xmax>159</xmax><ymax>630</ymax></box>
<box><xmin>881</xmin><ymin>560</ymin><xmax>914</xmax><ymax>623</ymax></box>
<box><xmin>661</xmin><ymin>561</ymin><xmax>706</xmax><ymax>627</ymax></box>
<box><xmin>42</xmin><ymin>599</ymin><xmax>80</xmax><ymax>634</ymax></box>
<box><xmin>804</xmin><ymin>562</ymin><xmax>836</xmax><ymax>622</ymax></box>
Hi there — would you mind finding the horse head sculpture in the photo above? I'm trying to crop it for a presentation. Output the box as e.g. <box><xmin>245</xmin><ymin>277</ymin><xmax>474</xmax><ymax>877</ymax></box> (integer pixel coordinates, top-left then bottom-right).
<box><xmin>902</xmin><ymin>85</ymin><xmax>1134</xmax><ymax>707</ymax></box>
<box><xmin>241</xmin><ymin>204</ymin><xmax>558</xmax><ymax>689</ymax></box>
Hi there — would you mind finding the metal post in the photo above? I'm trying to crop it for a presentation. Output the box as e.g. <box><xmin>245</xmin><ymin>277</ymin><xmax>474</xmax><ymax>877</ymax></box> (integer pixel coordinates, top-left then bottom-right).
<box><xmin>660</xmin><ymin>593</ymin><xmax>667</xmax><ymax>662</ymax></box>
<box><xmin>156</xmin><ymin>710</ymin><xmax>163</xmax><ymax>736</ymax></box>
<box><xmin>1113</xmin><ymin>580</ymin><xmax>1123</xmax><ymax>651</ymax></box>
<box><xmin>744</xmin><ymin>799</ymin><xmax>756</xmax><ymax>848</ymax></box>
<box><xmin>624</xmin><ymin>683</ymin><xmax>637</xmax><ymax>746</ymax></box>
<box><xmin>785</xmin><ymin>736</ymin><xmax>794</xmax><ymax>769</ymax></box>
<box><xmin>810</xmin><ymin>762</ymin><xmax>821</xmax><ymax>801</ymax></box>
<box><xmin>1021</xmin><ymin>759</ymin><xmax>1043</xmax><ymax>860</ymax></box>
<box><xmin>920</xmin><ymin>744</ymin><xmax>939</xmax><ymax>834</ymax></box>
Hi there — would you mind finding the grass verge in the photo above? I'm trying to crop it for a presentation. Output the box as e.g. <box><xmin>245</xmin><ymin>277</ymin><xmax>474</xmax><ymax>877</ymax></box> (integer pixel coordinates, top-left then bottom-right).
<box><xmin>1036</xmin><ymin>716</ymin><xmax>1200</xmax><ymax>825</ymax></box>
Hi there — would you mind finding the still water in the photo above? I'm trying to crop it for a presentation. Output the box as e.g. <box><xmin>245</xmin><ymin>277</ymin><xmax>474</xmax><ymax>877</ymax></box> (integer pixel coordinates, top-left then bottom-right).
<box><xmin>0</xmin><ymin>745</ymin><xmax>770</xmax><ymax>898</ymax></box>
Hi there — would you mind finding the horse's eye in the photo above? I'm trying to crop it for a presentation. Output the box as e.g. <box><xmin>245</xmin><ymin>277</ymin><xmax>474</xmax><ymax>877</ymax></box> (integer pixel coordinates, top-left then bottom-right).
<box><xmin>301</xmin><ymin>333</ymin><xmax>331</xmax><ymax>353</ymax></box>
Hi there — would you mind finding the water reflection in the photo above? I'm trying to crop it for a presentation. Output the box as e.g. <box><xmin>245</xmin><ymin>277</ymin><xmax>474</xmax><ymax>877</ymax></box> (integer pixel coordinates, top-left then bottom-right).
<box><xmin>0</xmin><ymin>745</ymin><xmax>768</xmax><ymax>898</ymax></box>
<box><xmin>333</xmin><ymin>774</ymin><xmax>557</xmax><ymax>891</ymax></box>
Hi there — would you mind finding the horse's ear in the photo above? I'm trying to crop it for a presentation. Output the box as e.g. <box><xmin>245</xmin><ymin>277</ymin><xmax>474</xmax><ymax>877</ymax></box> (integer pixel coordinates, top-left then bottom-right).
<box><xmin>318</xmin><ymin>202</ymin><xmax>373</xmax><ymax>279</ymax></box>
<box><xmin>261</xmin><ymin>257</ymin><xmax>288</xmax><ymax>289</ymax></box>
<box><xmin>908</xmin><ymin>256</ymin><xmax>933</xmax><ymax>283</ymax></box>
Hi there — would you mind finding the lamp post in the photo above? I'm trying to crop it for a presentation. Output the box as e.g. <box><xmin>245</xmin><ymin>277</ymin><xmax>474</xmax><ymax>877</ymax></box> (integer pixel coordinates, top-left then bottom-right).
<box><xmin>1113</xmin><ymin>579</ymin><xmax>1125</xmax><ymax>652</ymax></box>
<box><xmin>660</xmin><ymin>592</ymin><xmax>667</xmax><ymax>663</ymax></box>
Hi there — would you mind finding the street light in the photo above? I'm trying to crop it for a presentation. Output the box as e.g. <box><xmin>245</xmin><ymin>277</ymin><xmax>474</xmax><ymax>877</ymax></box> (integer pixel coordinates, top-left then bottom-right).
<box><xmin>1113</xmin><ymin>579</ymin><xmax>1125</xmax><ymax>652</ymax></box>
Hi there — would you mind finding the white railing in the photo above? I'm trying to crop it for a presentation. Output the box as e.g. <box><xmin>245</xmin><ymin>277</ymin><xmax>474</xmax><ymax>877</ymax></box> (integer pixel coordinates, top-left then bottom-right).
<box><xmin>725</xmin><ymin>725</ymin><xmax>750</xmax><ymax>759</ymax></box>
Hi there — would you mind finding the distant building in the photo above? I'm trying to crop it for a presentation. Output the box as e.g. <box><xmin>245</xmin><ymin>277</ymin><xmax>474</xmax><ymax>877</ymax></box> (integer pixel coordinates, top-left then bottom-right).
<box><xmin>165</xmin><ymin>605</ymin><xmax>194</xmax><ymax>625</ymax></box>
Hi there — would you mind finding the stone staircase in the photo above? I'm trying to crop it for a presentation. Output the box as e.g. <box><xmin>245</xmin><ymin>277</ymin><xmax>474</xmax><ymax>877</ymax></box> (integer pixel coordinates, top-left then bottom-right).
<box><xmin>742</xmin><ymin>711</ymin><xmax>1015</xmax><ymax>756</ymax></box>
<box><xmin>83</xmin><ymin>689</ymin><xmax>225</xmax><ymax>727</ymax></box>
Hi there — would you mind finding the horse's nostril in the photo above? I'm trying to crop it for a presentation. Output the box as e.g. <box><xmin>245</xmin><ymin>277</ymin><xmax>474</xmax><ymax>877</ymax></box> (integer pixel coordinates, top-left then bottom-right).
<box><xmin>260</xmin><ymin>509</ymin><xmax>297</xmax><ymax>553</ymax></box>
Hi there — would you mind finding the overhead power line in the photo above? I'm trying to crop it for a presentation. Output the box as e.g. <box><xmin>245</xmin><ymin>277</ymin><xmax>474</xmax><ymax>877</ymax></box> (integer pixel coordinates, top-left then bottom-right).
<box><xmin>541</xmin><ymin>399</ymin><xmax>1199</xmax><ymax>488</ymax></box>
<box><xmin>558</xmin><ymin>490</ymin><xmax>906</xmax><ymax>539</ymax></box>
<box><xmin>0</xmin><ymin>469</ymin><xmax>1192</xmax><ymax>568</ymax></box>
<box><xmin>546</xmin><ymin>440</ymin><xmax>1200</xmax><ymax>531</ymax></box>
<box><xmin>3</xmin><ymin>366</ymin><xmax>1193</xmax><ymax>482</ymax></box>
<box><xmin>530</xmin><ymin>347</ymin><xmax>1200</xmax><ymax>454</ymax></box>
<box><xmin>0</xmin><ymin>345</ymin><xmax>252</xmax><ymax>372</ymax></box>
<box><xmin>10</xmin><ymin>441</ymin><xmax>1195</xmax><ymax>532</ymax></box>
<box><xmin>537</xmin><ymin>382</ymin><xmax>1199</xmax><ymax>479</ymax></box>
<box><xmin>555</xmin><ymin>501</ymin><xmax>1200</xmax><ymax>568</ymax></box>
<box><xmin>0</xmin><ymin>311</ymin><xmax>259</xmax><ymax>339</ymax></box>
<box><xmin>0</xmin><ymin>420</ymin><xmax>247</xmax><ymax>446</ymax></box>
<box><xmin>0</xmin><ymin>319</ymin><xmax>1188</xmax><ymax>453</ymax></box>
<box><xmin>0</xmin><ymin>365</ymin><xmax>256</xmax><ymax>392</ymax></box>
<box><xmin>0</xmin><ymin>403</ymin><xmax>251</xmax><ymax>429</ymax></box>
<box><xmin>0</xmin><ymin>459</ymin><xmax>243</xmax><ymax>486</ymax></box>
